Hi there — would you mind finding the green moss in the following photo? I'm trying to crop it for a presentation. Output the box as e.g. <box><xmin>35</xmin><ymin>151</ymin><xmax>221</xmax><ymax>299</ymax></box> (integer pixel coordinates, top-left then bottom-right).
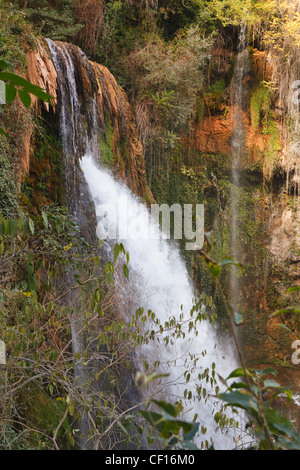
<box><xmin>250</xmin><ymin>83</ymin><xmax>281</xmax><ymax>175</ymax></box>
<box><xmin>195</xmin><ymin>95</ymin><xmax>205</xmax><ymax>123</ymax></box>
<box><xmin>204</xmin><ymin>78</ymin><xmax>226</xmax><ymax>113</ymax></box>
<box><xmin>262</xmin><ymin>119</ymin><xmax>281</xmax><ymax>159</ymax></box>
<box><xmin>100</xmin><ymin>118</ymin><xmax>114</xmax><ymax>165</ymax></box>
<box><xmin>18</xmin><ymin>384</ymin><xmax>69</xmax><ymax>448</ymax></box>
<box><xmin>250</xmin><ymin>83</ymin><xmax>271</xmax><ymax>132</ymax></box>
<box><xmin>22</xmin><ymin>117</ymin><xmax>64</xmax><ymax>210</ymax></box>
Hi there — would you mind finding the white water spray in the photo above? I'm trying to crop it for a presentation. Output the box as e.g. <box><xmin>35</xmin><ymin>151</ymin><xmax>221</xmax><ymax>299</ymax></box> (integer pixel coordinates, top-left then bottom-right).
<box><xmin>80</xmin><ymin>155</ymin><xmax>243</xmax><ymax>449</ymax></box>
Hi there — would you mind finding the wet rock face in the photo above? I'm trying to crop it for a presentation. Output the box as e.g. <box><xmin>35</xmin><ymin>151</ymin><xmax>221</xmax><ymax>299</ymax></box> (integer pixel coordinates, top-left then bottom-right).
<box><xmin>26</xmin><ymin>38</ymin><xmax>58</xmax><ymax>112</ymax></box>
<box><xmin>185</xmin><ymin>45</ymin><xmax>300</xmax><ymax>365</ymax></box>
<box><xmin>24</xmin><ymin>38</ymin><xmax>153</xmax><ymax>204</ymax></box>
<box><xmin>21</xmin><ymin>38</ymin><xmax>154</xmax><ymax>241</ymax></box>
<box><xmin>91</xmin><ymin>62</ymin><xmax>154</xmax><ymax>202</ymax></box>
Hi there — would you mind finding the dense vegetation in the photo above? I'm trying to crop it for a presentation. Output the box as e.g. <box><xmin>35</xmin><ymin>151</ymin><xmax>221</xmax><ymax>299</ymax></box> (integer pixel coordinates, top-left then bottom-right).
<box><xmin>0</xmin><ymin>0</ymin><xmax>299</xmax><ymax>451</ymax></box>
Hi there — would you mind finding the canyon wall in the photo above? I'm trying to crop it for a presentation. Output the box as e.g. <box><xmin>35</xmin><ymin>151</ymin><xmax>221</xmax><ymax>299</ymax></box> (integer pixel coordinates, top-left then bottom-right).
<box><xmin>185</xmin><ymin>45</ymin><xmax>300</xmax><ymax>365</ymax></box>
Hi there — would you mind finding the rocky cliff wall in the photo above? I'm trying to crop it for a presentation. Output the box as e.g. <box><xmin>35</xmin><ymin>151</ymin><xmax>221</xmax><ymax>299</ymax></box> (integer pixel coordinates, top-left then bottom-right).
<box><xmin>184</xmin><ymin>45</ymin><xmax>300</xmax><ymax>365</ymax></box>
<box><xmin>22</xmin><ymin>38</ymin><xmax>153</xmax><ymax>207</ymax></box>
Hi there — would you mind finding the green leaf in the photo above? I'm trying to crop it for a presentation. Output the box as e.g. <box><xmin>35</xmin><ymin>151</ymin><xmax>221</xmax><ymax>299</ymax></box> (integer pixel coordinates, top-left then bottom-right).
<box><xmin>272</xmin><ymin>306</ymin><xmax>300</xmax><ymax>316</ymax></box>
<box><xmin>135</xmin><ymin>371</ymin><xmax>169</xmax><ymax>387</ymax></box>
<box><xmin>23</xmin><ymin>83</ymin><xmax>53</xmax><ymax>101</ymax></box>
<box><xmin>151</xmin><ymin>400</ymin><xmax>178</xmax><ymax>418</ymax></box>
<box><xmin>220</xmin><ymin>257</ymin><xmax>245</xmax><ymax>274</ymax></box>
<box><xmin>263</xmin><ymin>379</ymin><xmax>281</xmax><ymax>389</ymax></box>
<box><xmin>200</xmin><ymin>251</ymin><xmax>221</xmax><ymax>277</ymax></box>
<box><xmin>42</xmin><ymin>211</ymin><xmax>48</xmax><ymax>229</ymax></box>
<box><xmin>210</xmin><ymin>263</ymin><xmax>221</xmax><ymax>278</ymax></box>
<box><xmin>264</xmin><ymin>408</ymin><xmax>295</xmax><ymax>436</ymax></box>
<box><xmin>226</xmin><ymin>368</ymin><xmax>252</xmax><ymax>380</ymax></box>
<box><xmin>140</xmin><ymin>409</ymin><xmax>193</xmax><ymax>439</ymax></box>
<box><xmin>123</xmin><ymin>264</ymin><xmax>129</xmax><ymax>280</ymax></box>
<box><xmin>199</xmin><ymin>251</ymin><xmax>221</xmax><ymax>278</ymax></box>
<box><xmin>0</xmin><ymin>71</ymin><xmax>31</xmax><ymax>87</ymax></box>
<box><xmin>219</xmin><ymin>390</ymin><xmax>259</xmax><ymax>413</ymax></box>
<box><xmin>5</xmin><ymin>84</ymin><xmax>16</xmax><ymax>105</ymax></box>
<box><xmin>105</xmin><ymin>272</ymin><xmax>114</xmax><ymax>285</ymax></box>
<box><xmin>183</xmin><ymin>422</ymin><xmax>199</xmax><ymax>441</ymax></box>
<box><xmin>0</xmin><ymin>71</ymin><xmax>53</xmax><ymax>101</ymax></box>
<box><xmin>68</xmin><ymin>400</ymin><xmax>74</xmax><ymax>416</ymax></box>
<box><xmin>257</xmin><ymin>367</ymin><xmax>278</xmax><ymax>376</ymax></box>
<box><xmin>230</xmin><ymin>381</ymin><xmax>250</xmax><ymax>391</ymax></box>
<box><xmin>8</xmin><ymin>219</ymin><xmax>18</xmax><ymax>238</ymax></box>
<box><xmin>276</xmin><ymin>323</ymin><xmax>294</xmax><ymax>335</ymax></box>
<box><xmin>114</xmin><ymin>243</ymin><xmax>120</xmax><ymax>263</ymax></box>
<box><xmin>0</xmin><ymin>127</ymin><xmax>7</xmax><ymax>136</ymax></box>
<box><xmin>18</xmin><ymin>89</ymin><xmax>31</xmax><ymax>108</ymax></box>
<box><xmin>277</xmin><ymin>437</ymin><xmax>300</xmax><ymax>450</ymax></box>
<box><xmin>117</xmin><ymin>421</ymin><xmax>130</xmax><ymax>437</ymax></box>
<box><xmin>28</xmin><ymin>218</ymin><xmax>35</xmax><ymax>235</ymax></box>
<box><xmin>182</xmin><ymin>440</ymin><xmax>199</xmax><ymax>450</ymax></box>
<box><xmin>286</xmin><ymin>286</ymin><xmax>300</xmax><ymax>294</ymax></box>
<box><xmin>4</xmin><ymin>219</ymin><xmax>9</xmax><ymax>235</ymax></box>
<box><xmin>0</xmin><ymin>60</ymin><xmax>11</xmax><ymax>70</ymax></box>
<box><xmin>22</xmin><ymin>218</ymin><xmax>30</xmax><ymax>236</ymax></box>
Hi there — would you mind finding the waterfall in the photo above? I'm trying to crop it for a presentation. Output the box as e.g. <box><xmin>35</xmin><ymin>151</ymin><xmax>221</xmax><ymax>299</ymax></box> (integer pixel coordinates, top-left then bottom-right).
<box><xmin>47</xmin><ymin>39</ymin><xmax>245</xmax><ymax>450</ymax></box>
<box><xmin>230</xmin><ymin>25</ymin><xmax>251</xmax><ymax>314</ymax></box>
<box><xmin>80</xmin><ymin>156</ymin><xmax>245</xmax><ymax>449</ymax></box>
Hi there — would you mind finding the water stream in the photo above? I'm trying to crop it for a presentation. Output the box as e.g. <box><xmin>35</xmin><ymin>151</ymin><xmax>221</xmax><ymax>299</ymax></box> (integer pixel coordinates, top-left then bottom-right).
<box><xmin>230</xmin><ymin>25</ymin><xmax>251</xmax><ymax>316</ymax></box>
<box><xmin>47</xmin><ymin>39</ymin><xmax>245</xmax><ymax>450</ymax></box>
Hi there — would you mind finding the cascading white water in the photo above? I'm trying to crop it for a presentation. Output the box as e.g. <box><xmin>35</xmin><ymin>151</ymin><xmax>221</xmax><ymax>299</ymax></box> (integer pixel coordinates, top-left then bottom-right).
<box><xmin>80</xmin><ymin>155</ymin><xmax>245</xmax><ymax>449</ymax></box>
<box><xmin>47</xmin><ymin>39</ymin><xmax>246</xmax><ymax>450</ymax></box>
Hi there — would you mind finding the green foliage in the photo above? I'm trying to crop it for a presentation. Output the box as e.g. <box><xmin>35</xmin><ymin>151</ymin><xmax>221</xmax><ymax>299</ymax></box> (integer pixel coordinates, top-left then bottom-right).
<box><xmin>1</xmin><ymin>207</ymin><xmax>216</xmax><ymax>449</ymax></box>
<box><xmin>203</xmin><ymin>0</ymin><xmax>259</xmax><ymax>27</ymax></box>
<box><xmin>262</xmin><ymin>120</ymin><xmax>281</xmax><ymax>156</ymax></box>
<box><xmin>0</xmin><ymin>1</ymin><xmax>35</xmax><ymax>69</ymax></box>
<box><xmin>219</xmin><ymin>367</ymin><xmax>300</xmax><ymax>450</ymax></box>
<box><xmin>94</xmin><ymin>0</ymin><xmax>204</xmax><ymax>65</ymax></box>
<box><xmin>99</xmin><ymin>118</ymin><xmax>114</xmax><ymax>165</ymax></box>
<box><xmin>250</xmin><ymin>82</ymin><xmax>274</xmax><ymax>132</ymax></box>
<box><xmin>0</xmin><ymin>207</ymin><xmax>133</xmax><ymax>449</ymax></box>
<box><xmin>0</xmin><ymin>59</ymin><xmax>54</xmax><ymax>135</ymax></box>
<box><xmin>129</xmin><ymin>28</ymin><xmax>212</xmax><ymax>138</ymax></box>
<box><xmin>249</xmin><ymin>82</ymin><xmax>281</xmax><ymax>177</ymax></box>
<box><xmin>14</xmin><ymin>0</ymin><xmax>82</xmax><ymax>41</ymax></box>
<box><xmin>140</xmin><ymin>398</ymin><xmax>200</xmax><ymax>450</ymax></box>
<box><xmin>0</xmin><ymin>138</ymin><xmax>19</xmax><ymax>217</ymax></box>
<box><xmin>204</xmin><ymin>78</ymin><xmax>226</xmax><ymax>113</ymax></box>
<box><xmin>198</xmin><ymin>237</ymin><xmax>300</xmax><ymax>450</ymax></box>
